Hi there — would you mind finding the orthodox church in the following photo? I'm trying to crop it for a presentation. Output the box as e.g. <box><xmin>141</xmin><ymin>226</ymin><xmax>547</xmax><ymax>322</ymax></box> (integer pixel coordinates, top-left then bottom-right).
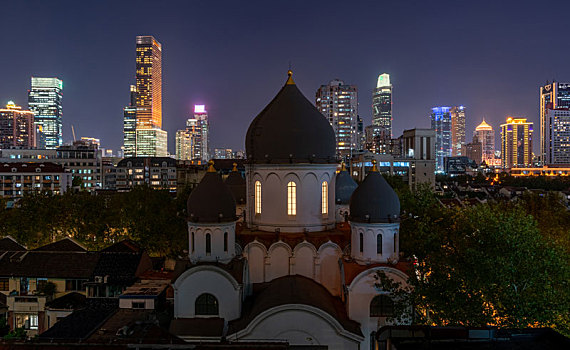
<box><xmin>171</xmin><ymin>71</ymin><xmax>409</xmax><ymax>349</ymax></box>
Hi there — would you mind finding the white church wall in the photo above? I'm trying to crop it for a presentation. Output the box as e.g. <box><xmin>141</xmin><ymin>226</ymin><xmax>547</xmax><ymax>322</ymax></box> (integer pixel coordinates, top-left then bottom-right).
<box><xmin>317</xmin><ymin>242</ymin><xmax>343</xmax><ymax>296</ymax></box>
<box><xmin>174</xmin><ymin>266</ymin><xmax>242</xmax><ymax>321</ymax></box>
<box><xmin>266</xmin><ymin>242</ymin><xmax>291</xmax><ymax>281</ymax></box>
<box><xmin>350</xmin><ymin>222</ymin><xmax>400</xmax><ymax>264</ymax></box>
<box><xmin>292</xmin><ymin>242</ymin><xmax>316</xmax><ymax>279</ymax></box>
<box><xmin>244</xmin><ymin>241</ymin><xmax>266</xmax><ymax>284</ymax></box>
<box><xmin>188</xmin><ymin>222</ymin><xmax>236</xmax><ymax>263</ymax></box>
<box><xmin>231</xmin><ymin>306</ymin><xmax>362</xmax><ymax>350</ymax></box>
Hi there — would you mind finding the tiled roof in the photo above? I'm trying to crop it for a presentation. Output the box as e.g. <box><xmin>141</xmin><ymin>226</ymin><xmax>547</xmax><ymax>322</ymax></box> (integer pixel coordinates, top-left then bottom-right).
<box><xmin>0</xmin><ymin>251</ymin><xmax>99</xmax><ymax>279</ymax></box>
<box><xmin>169</xmin><ymin>317</ymin><xmax>225</xmax><ymax>337</ymax></box>
<box><xmin>45</xmin><ymin>292</ymin><xmax>86</xmax><ymax>310</ymax></box>
<box><xmin>0</xmin><ymin>162</ymin><xmax>65</xmax><ymax>173</ymax></box>
<box><xmin>0</xmin><ymin>236</ymin><xmax>26</xmax><ymax>252</ymax></box>
<box><xmin>173</xmin><ymin>258</ymin><xmax>245</xmax><ymax>284</ymax></box>
<box><xmin>33</xmin><ymin>237</ymin><xmax>86</xmax><ymax>252</ymax></box>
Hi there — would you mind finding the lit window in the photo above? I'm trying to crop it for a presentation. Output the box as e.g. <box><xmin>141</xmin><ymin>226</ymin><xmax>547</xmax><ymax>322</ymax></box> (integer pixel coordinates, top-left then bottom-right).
<box><xmin>195</xmin><ymin>293</ymin><xmax>218</xmax><ymax>316</ymax></box>
<box><xmin>321</xmin><ymin>181</ymin><xmax>328</xmax><ymax>214</ymax></box>
<box><xmin>205</xmin><ymin>233</ymin><xmax>211</xmax><ymax>255</ymax></box>
<box><xmin>255</xmin><ymin>181</ymin><xmax>261</xmax><ymax>214</ymax></box>
<box><xmin>377</xmin><ymin>234</ymin><xmax>382</xmax><ymax>254</ymax></box>
<box><xmin>287</xmin><ymin>181</ymin><xmax>296</xmax><ymax>216</ymax></box>
<box><xmin>370</xmin><ymin>295</ymin><xmax>394</xmax><ymax>317</ymax></box>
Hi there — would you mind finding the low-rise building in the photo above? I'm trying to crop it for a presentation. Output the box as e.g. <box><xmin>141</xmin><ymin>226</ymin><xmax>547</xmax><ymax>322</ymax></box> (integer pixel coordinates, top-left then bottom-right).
<box><xmin>0</xmin><ymin>162</ymin><xmax>71</xmax><ymax>200</ymax></box>
<box><xmin>116</xmin><ymin>157</ymin><xmax>177</xmax><ymax>192</ymax></box>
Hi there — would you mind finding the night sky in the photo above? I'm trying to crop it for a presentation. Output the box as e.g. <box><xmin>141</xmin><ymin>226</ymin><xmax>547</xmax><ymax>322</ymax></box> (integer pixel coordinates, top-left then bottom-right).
<box><xmin>2</xmin><ymin>0</ymin><xmax>570</xmax><ymax>154</ymax></box>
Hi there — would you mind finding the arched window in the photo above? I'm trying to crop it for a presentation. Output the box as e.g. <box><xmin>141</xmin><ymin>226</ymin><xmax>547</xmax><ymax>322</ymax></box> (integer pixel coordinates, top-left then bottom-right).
<box><xmin>254</xmin><ymin>181</ymin><xmax>262</xmax><ymax>214</ymax></box>
<box><xmin>370</xmin><ymin>295</ymin><xmax>394</xmax><ymax>317</ymax></box>
<box><xmin>287</xmin><ymin>181</ymin><xmax>297</xmax><ymax>216</ymax></box>
<box><xmin>205</xmin><ymin>233</ymin><xmax>211</xmax><ymax>255</ymax></box>
<box><xmin>191</xmin><ymin>232</ymin><xmax>195</xmax><ymax>253</ymax></box>
<box><xmin>195</xmin><ymin>293</ymin><xmax>218</xmax><ymax>316</ymax></box>
<box><xmin>224</xmin><ymin>232</ymin><xmax>228</xmax><ymax>252</ymax></box>
<box><xmin>394</xmin><ymin>232</ymin><xmax>398</xmax><ymax>253</ymax></box>
<box><xmin>359</xmin><ymin>232</ymin><xmax>363</xmax><ymax>253</ymax></box>
<box><xmin>377</xmin><ymin>234</ymin><xmax>382</xmax><ymax>255</ymax></box>
<box><xmin>321</xmin><ymin>181</ymin><xmax>328</xmax><ymax>214</ymax></box>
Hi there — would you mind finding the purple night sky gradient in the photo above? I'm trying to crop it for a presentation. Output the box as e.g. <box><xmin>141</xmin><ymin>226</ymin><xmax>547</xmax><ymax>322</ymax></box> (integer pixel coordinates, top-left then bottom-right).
<box><xmin>1</xmin><ymin>0</ymin><xmax>569</xmax><ymax>154</ymax></box>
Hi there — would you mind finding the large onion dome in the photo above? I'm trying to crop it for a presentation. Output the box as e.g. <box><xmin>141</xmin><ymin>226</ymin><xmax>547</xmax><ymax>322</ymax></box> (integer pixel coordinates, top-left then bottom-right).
<box><xmin>335</xmin><ymin>163</ymin><xmax>357</xmax><ymax>204</ymax></box>
<box><xmin>349</xmin><ymin>162</ymin><xmax>400</xmax><ymax>223</ymax></box>
<box><xmin>245</xmin><ymin>71</ymin><xmax>336</xmax><ymax>164</ymax></box>
<box><xmin>187</xmin><ymin>162</ymin><xmax>236</xmax><ymax>223</ymax></box>
<box><xmin>224</xmin><ymin>163</ymin><xmax>246</xmax><ymax>204</ymax></box>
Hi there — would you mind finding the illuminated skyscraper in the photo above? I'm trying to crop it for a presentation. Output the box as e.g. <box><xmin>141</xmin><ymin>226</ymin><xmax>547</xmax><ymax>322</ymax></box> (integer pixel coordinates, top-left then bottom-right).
<box><xmin>450</xmin><ymin>106</ymin><xmax>466</xmax><ymax>156</ymax></box>
<box><xmin>372</xmin><ymin>73</ymin><xmax>392</xmax><ymax>154</ymax></box>
<box><xmin>28</xmin><ymin>77</ymin><xmax>63</xmax><ymax>149</ymax></box>
<box><xmin>315</xmin><ymin>79</ymin><xmax>358</xmax><ymax>158</ymax></box>
<box><xmin>540</xmin><ymin>82</ymin><xmax>570</xmax><ymax>163</ymax></box>
<box><xmin>501</xmin><ymin>117</ymin><xmax>533</xmax><ymax>169</ymax></box>
<box><xmin>175</xmin><ymin>105</ymin><xmax>210</xmax><ymax>162</ymax></box>
<box><xmin>430</xmin><ymin>107</ymin><xmax>452</xmax><ymax>171</ymax></box>
<box><xmin>175</xmin><ymin>129</ymin><xmax>192</xmax><ymax>161</ymax></box>
<box><xmin>134</xmin><ymin>36</ymin><xmax>166</xmax><ymax>156</ymax></box>
<box><xmin>474</xmin><ymin>119</ymin><xmax>495</xmax><ymax>163</ymax></box>
<box><xmin>123</xmin><ymin>85</ymin><xmax>137</xmax><ymax>158</ymax></box>
<box><xmin>0</xmin><ymin>101</ymin><xmax>36</xmax><ymax>148</ymax></box>
<box><xmin>545</xmin><ymin>108</ymin><xmax>570</xmax><ymax>164</ymax></box>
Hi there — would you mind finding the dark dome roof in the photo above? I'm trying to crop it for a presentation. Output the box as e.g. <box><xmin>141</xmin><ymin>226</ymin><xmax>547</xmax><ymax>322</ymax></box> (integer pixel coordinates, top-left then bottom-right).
<box><xmin>225</xmin><ymin>165</ymin><xmax>246</xmax><ymax>204</ymax></box>
<box><xmin>335</xmin><ymin>165</ymin><xmax>357</xmax><ymax>204</ymax></box>
<box><xmin>245</xmin><ymin>71</ymin><xmax>336</xmax><ymax>164</ymax></box>
<box><xmin>188</xmin><ymin>165</ymin><xmax>236</xmax><ymax>223</ymax></box>
<box><xmin>349</xmin><ymin>169</ymin><xmax>400</xmax><ymax>223</ymax></box>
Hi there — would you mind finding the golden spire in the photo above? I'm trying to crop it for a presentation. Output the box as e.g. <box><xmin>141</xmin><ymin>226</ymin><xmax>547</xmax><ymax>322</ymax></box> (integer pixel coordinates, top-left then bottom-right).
<box><xmin>286</xmin><ymin>70</ymin><xmax>295</xmax><ymax>85</ymax></box>
<box><xmin>340</xmin><ymin>162</ymin><xmax>347</xmax><ymax>171</ymax></box>
<box><xmin>232</xmin><ymin>162</ymin><xmax>238</xmax><ymax>172</ymax></box>
<box><xmin>207</xmin><ymin>160</ymin><xmax>216</xmax><ymax>173</ymax></box>
<box><xmin>371</xmin><ymin>160</ymin><xmax>378</xmax><ymax>172</ymax></box>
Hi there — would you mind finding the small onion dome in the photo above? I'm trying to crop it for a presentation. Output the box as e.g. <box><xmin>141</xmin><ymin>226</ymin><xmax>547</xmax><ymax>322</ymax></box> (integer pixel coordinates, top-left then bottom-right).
<box><xmin>335</xmin><ymin>163</ymin><xmax>357</xmax><ymax>204</ymax></box>
<box><xmin>225</xmin><ymin>163</ymin><xmax>246</xmax><ymax>204</ymax></box>
<box><xmin>187</xmin><ymin>161</ymin><xmax>236</xmax><ymax>223</ymax></box>
<box><xmin>349</xmin><ymin>161</ymin><xmax>400</xmax><ymax>223</ymax></box>
<box><xmin>245</xmin><ymin>70</ymin><xmax>336</xmax><ymax>164</ymax></box>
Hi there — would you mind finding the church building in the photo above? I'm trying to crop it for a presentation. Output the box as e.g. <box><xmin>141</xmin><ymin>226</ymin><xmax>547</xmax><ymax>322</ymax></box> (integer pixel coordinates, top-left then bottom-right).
<box><xmin>171</xmin><ymin>71</ymin><xmax>409</xmax><ymax>349</ymax></box>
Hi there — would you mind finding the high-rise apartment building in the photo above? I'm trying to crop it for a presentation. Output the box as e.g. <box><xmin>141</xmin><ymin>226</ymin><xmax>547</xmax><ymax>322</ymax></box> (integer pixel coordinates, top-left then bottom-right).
<box><xmin>175</xmin><ymin>129</ymin><xmax>192</xmax><ymax>161</ymax></box>
<box><xmin>545</xmin><ymin>108</ymin><xmax>570</xmax><ymax>164</ymax></box>
<box><xmin>430</xmin><ymin>107</ymin><xmax>452</xmax><ymax>171</ymax></box>
<box><xmin>123</xmin><ymin>85</ymin><xmax>137</xmax><ymax>158</ymax></box>
<box><xmin>134</xmin><ymin>35</ymin><xmax>166</xmax><ymax>156</ymax></box>
<box><xmin>501</xmin><ymin>117</ymin><xmax>533</xmax><ymax>169</ymax></box>
<box><xmin>372</xmin><ymin>73</ymin><xmax>392</xmax><ymax>154</ymax></box>
<box><xmin>461</xmin><ymin>135</ymin><xmax>482</xmax><ymax>164</ymax></box>
<box><xmin>315</xmin><ymin>79</ymin><xmax>358</xmax><ymax>158</ymax></box>
<box><xmin>28</xmin><ymin>77</ymin><xmax>63</xmax><ymax>149</ymax></box>
<box><xmin>474</xmin><ymin>119</ymin><xmax>495</xmax><ymax>163</ymax></box>
<box><xmin>175</xmin><ymin>105</ymin><xmax>210</xmax><ymax>162</ymax></box>
<box><xmin>0</xmin><ymin>101</ymin><xmax>36</xmax><ymax>149</ymax></box>
<box><xmin>450</xmin><ymin>106</ymin><xmax>466</xmax><ymax>156</ymax></box>
<box><xmin>540</xmin><ymin>82</ymin><xmax>570</xmax><ymax>163</ymax></box>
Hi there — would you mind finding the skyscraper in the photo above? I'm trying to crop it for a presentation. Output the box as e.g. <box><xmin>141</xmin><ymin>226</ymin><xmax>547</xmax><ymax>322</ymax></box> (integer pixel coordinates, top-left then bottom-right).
<box><xmin>430</xmin><ymin>107</ymin><xmax>452</xmax><ymax>171</ymax></box>
<box><xmin>134</xmin><ymin>35</ymin><xmax>166</xmax><ymax>156</ymax></box>
<box><xmin>175</xmin><ymin>129</ymin><xmax>192</xmax><ymax>161</ymax></box>
<box><xmin>28</xmin><ymin>77</ymin><xmax>63</xmax><ymax>149</ymax></box>
<box><xmin>123</xmin><ymin>85</ymin><xmax>137</xmax><ymax>158</ymax></box>
<box><xmin>315</xmin><ymin>79</ymin><xmax>358</xmax><ymax>158</ymax></box>
<box><xmin>545</xmin><ymin>108</ymin><xmax>570</xmax><ymax>164</ymax></box>
<box><xmin>474</xmin><ymin>119</ymin><xmax>495</xmax><ymax>163</ymax></box>
<box><xmin>500</xmin><ymin>117</ymin><xmax>533</xmax><ymax>169</ymax></box>
<box><xmin>450</xmin><ymin>106</ymin><xmax>466</xmax><ymax>156</ymax></box>
<box><xmin>175</xmin><ymin>105</ymin><xmax>210</xmax><ymax>163</ymax></box>
<box><xmin>372</xmin><ymin>73</ymin><xmax>392</xmax><ymax>134</ymax></box>
<box><xmin>540</xmin><ymin>82</ymin><xmax>570</xmax><ymax>163</ymax></box>
<box><xmin>0</xmin><ymin>101</ymin><xmax>36</xmax><ymax>149</ymax></box>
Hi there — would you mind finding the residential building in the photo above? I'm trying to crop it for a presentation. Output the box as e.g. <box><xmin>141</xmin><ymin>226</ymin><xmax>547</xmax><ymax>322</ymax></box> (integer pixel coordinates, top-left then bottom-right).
<box><xmin>315</xmin><ymin>79</ymin><xmax>358</xmax><ymax>158</ymax></box>
<box><xmin>430</xmin><ymin>106</ymin><xmax>452</xmax><ymax>172</ymax></box>
<box><xmin>0</xmin><ymin>162</ymin><xmax>71</xmax><ymax>200</ymax></box>
<box><xmin>501</xmin><ymin>117</ymin><xmax>533</xmax><ymax>169</ymax></box>
<box><xmin>372</xmin><ymin>73</ymin><xmax>392</xmax><ymax>140</ymax></box>
<box><xmin>214</xmin><ymin>148</ymin><xmax>233</xmax><ymax>159</ymax></box>
<box><xmin>134</xmin><ymin>35</ymin><xmax>166</xmax><ymax>156</ymax></box>
<box><xmin>177</xmin><ymin>105</ymin><xmax>209</xmax><ymax>162</ymax></box>
<box><xmin>364</xmin><ymin>125</ymin><xmax>390</xmax><ymax>154</ymax></box>
<box><xmin>123</xmin><ymin>85</ymin><xmax>137</xmax><ymax>158</ymax></box>
<box><xmin>450</xmin><ymin>106</ymin><xmax>466</xmax><ymax>156</ymax></box>
<box><xmin>474</xmin><ymin>119</ymin><xmax>495</xmax><ymax>163</ymax></box>
<box><xmin>28</xmin><ymin>77</ymin><xmax>63</xmax><ymax>149</ymax></box>
<box><xmin>175</xmin><ymin>129</ymin><xmax>192</xmax><ymax>160</ymax></box>
<box><xmin>545</xmin><ymin>108</ymin><xmax>570</xmax><ymax>164</ymax></box>
<box><xmin>115</xmin><ymin>157</ymin><xmax>176</xmax><ymax>192</ymax></box>
<box><xmin>462</xmin><ymin>136</ymin><xmax>483</xmax><ymax>164</ymax></box>
<box><xmin>400</xmin><ymin>128</ymin><xmax>436</xmax><ymax>188</ymax></box>
<box><xmin>540</xmin><ymin>81</ymin><xmax>570</xmax><ymax>163</ymax></box>
<box><xmin>444</xmin><ymin>156</ymin><xmax>478</xmax><ymax>176</ymax></box>
<box><xmin>0</xmin><ymin>101</ymin><xmax>36</xmax><ymax>149</ymax></box>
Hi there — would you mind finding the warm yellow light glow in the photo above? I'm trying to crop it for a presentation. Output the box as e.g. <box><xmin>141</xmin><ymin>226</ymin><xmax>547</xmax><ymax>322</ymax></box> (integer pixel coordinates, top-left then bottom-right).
<box><xmin>255</xmin><ymin>181</ymin><xmax>261</xmax><ymax>214</ymax></box>
<box><xmin>321</xmin><ymin>181</ymin><xmax>328</xmax><ymax>215</ymax></box>
<box><xmin>287</xmin><ymin>181</ymin><xmax>296</xmax><ymax>216</ymax></box>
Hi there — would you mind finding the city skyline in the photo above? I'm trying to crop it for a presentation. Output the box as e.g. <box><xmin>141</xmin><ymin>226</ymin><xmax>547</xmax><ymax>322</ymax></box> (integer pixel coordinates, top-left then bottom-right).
<box><xmin>2</xmin><ymin>1</ymin><xmax>570</xmax><ymax>154</ymax></box>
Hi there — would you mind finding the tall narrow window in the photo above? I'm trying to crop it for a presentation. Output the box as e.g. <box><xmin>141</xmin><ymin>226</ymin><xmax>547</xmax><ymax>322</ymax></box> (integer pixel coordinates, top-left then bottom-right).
<box><xmin>255</xmin><ymin>181</ymin><xmax>262</xmax><ymax>214</ymax></box>
<box><xmin>321</xmin><ymin>181</ymin><xmax>328</xmax><ymax>214</ymax></box>
<box><xmin>224</xmin><ymin>232</ymin><xmax>228</xmax><ymax>252</ymax></box>
<box><xmin>377</xmin><ymin>234</ymin><xmax>382</xmax><ymax>254</ymax></box>
<box><xmin>191</xmin><ymin>232</ymin><xmax>195</xmax><ymax>253</ymax></box>
<box><xmin>394</xmin><ymin>233</ymin><xmax>398</xmax><ymax>253</ymax></box>
<box><xmin>287</xmin><ymin>181</ymin><xmax>297</xmax><ymax>216</ymax></box>
<box><xmin>359</xmin><ymin>232</ymin><xmax>364</xmax><ymax>253</ymax></box>
<box><xmin>205</xmin><ymin>233</ymin><xmax>211</xmax><ymax>255</ymax></box>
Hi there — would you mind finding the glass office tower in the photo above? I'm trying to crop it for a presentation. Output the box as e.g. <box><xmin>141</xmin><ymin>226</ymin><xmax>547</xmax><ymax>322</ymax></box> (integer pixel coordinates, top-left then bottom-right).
<box><xmin>28</xmin><ymin>77</ymin><xmax>63</xmax><ymax>149</ymax></box>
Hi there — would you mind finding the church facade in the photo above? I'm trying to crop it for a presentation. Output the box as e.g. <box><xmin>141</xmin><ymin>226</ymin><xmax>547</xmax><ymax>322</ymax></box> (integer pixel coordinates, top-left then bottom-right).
<box><xmin>172</xmin><ymin>71</ymin><xmax>409</xmax><ymax>349</ymax></box>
